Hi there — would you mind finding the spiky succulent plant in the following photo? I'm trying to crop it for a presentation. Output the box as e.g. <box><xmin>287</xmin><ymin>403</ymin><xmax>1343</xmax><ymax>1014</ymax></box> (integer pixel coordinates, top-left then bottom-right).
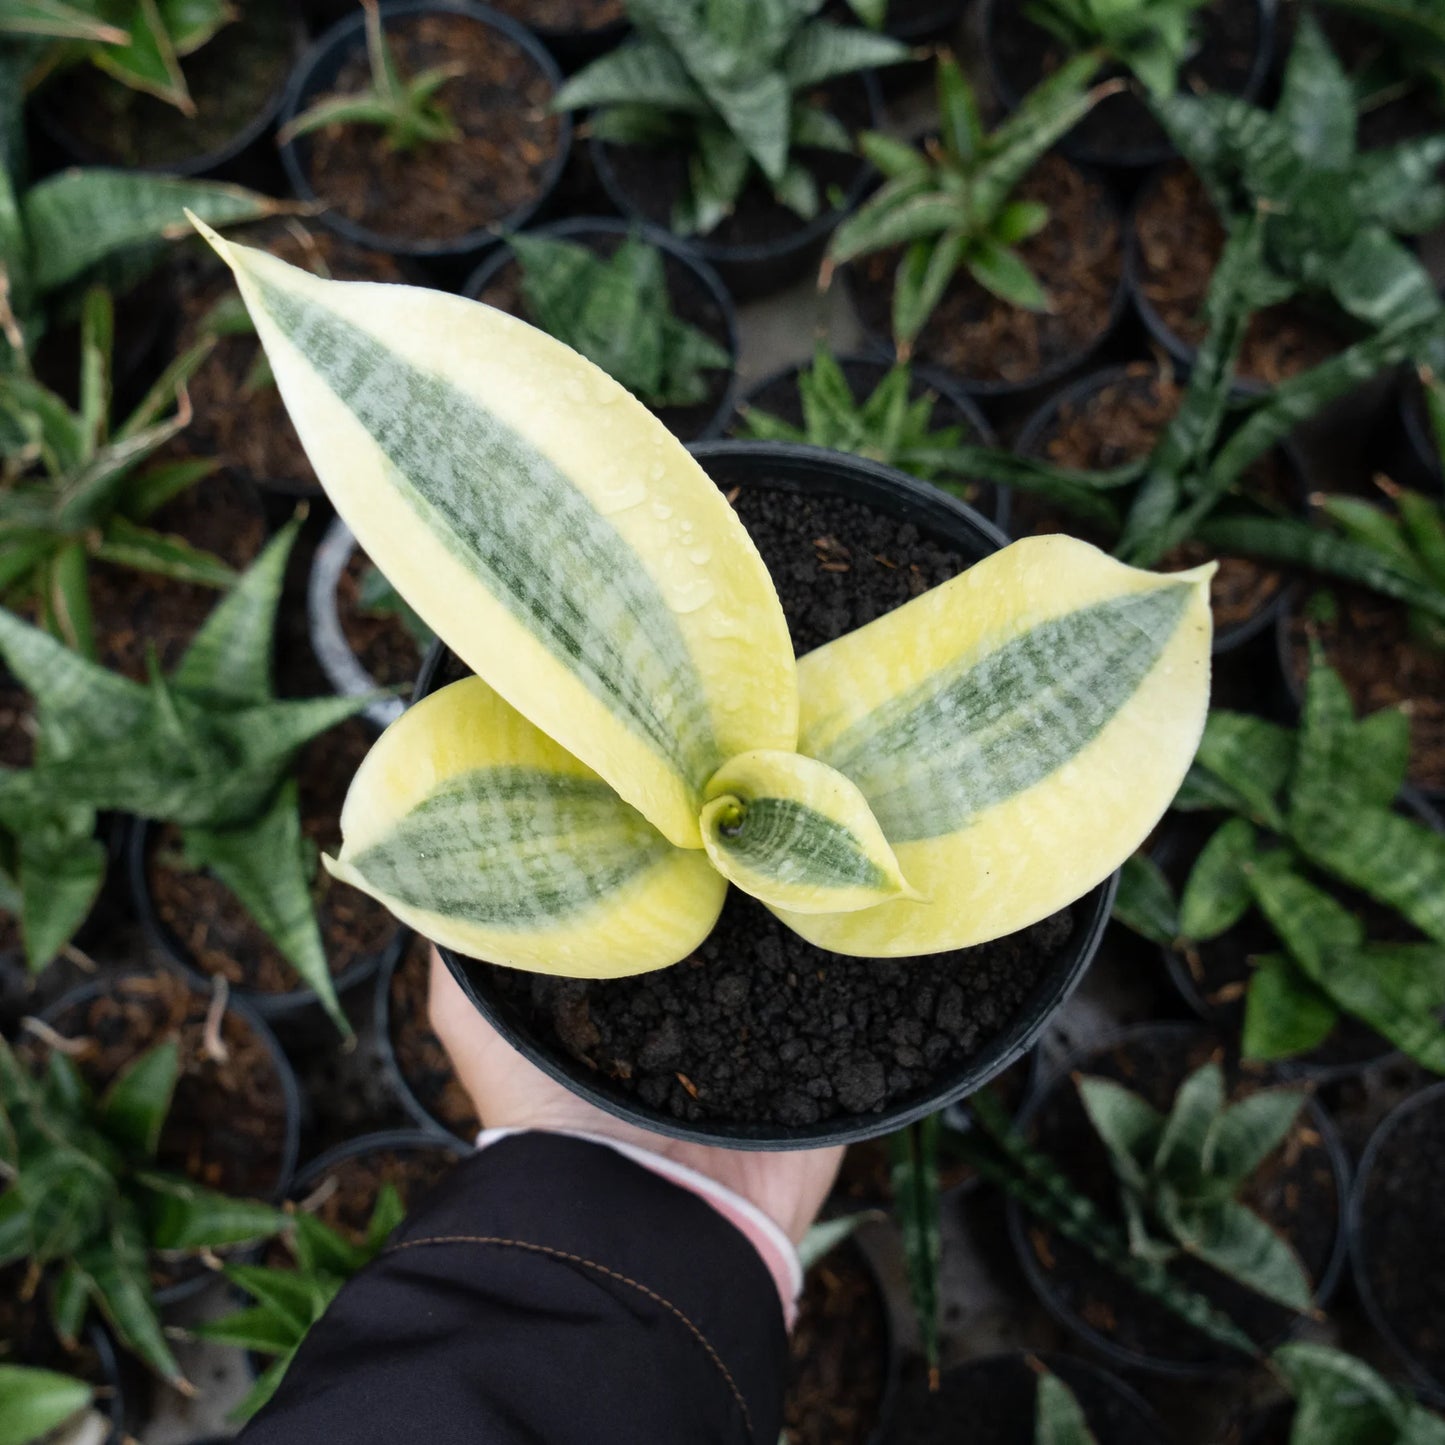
<box><xmin>1024</xmin><ymin>0</ymin><xmax>1209</xmax><ymax>98</ymax></box>
<box><xmin>826</xmin><ymin>54</ymin><xmax>1109</xmax><ymax>350</ymax></box>
<box><xmin>1273</xmin><ymin>1343</ymin><xmax>1445</xmax><ymax>1444</ymax></box>
<box><xmin>505</xmin><ymin>231</ymin><xmax>731</xmax><ymax>410</ymax></box>
<box><xmin>0</xmin><ymin>523</ymin><xmax>373</xmax><ymax>1028</ymax></box>
<box><xmin>1078</xmin><ymin>1060</ymin><xmax>1314</xmax><ymax>1310</ymax></box>
<box><xmin>0</xmin><ymin>1035</ymin><xmax>284</xmax><ymax>1388</ymax></box>
<box><xmin>1116</xmin><ymin>655</ymin><xmax>1445</xmax><ymax>1070</ymax></box>
<box><xmin>553</xmin><ymin>0</ymin><xmax>909</xmax><ymax>233</ymax></box>
<box><xmin>186</xmin><ymin>216</ymin><xmax>1211</xmax><ymax>984</ymax></box>
<box><xmin>0</xmin><ymin>1364</ymin><xmax>107</xmax><ymax>1445</ymax></box>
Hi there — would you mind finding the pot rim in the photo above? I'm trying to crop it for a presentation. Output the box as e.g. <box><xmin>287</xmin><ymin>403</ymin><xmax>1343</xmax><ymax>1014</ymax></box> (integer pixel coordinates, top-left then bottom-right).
<box><xmin>1006</xmin><ymin>1019</ymin><xmax>1353</xmax><ymax>1379</ymax></box>
<box><xmin>277</xmin><ymin>0</ymin><xmax>574</xmax><ymax>259</ymax></box>
<box><xmin>289</xmin><ymin>1126</ymin><xmax>471</xmax><ymax>1197</ymax></box>
<box><xmin>429</xmin><ymin>437</ymin><xmax>1117</xmax><ymax>1150</ymax></box>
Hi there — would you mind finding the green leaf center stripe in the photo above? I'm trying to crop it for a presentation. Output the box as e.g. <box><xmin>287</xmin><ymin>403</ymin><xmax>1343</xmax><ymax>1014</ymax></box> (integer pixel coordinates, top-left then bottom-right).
<box><xmin>256</xmin><ymin>281</ymin><xmax>717</xmax><ymax>786</ymax></box>
<box><xmin>822</xmin><ymin>586</ymin><xmax>1194</xmax><ymax>841</ymax></box>
<box><xmin>346</xmin><ymin>767</ymin><xmax>673</xmax><ymax>926</ymax></box>
<box><xmin>712</xmin><ymin>797</ymin><xmax>889</xmax><ymax>889</ymax></box>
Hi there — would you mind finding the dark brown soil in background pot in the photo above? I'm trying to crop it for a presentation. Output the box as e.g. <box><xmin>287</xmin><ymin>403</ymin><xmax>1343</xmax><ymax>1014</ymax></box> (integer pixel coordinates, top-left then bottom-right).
<box><xmin>782</xmin><ymin>1241</ymin><xmax>890</xmax><ymax>1445</ymax></box>
<box><xmin>485</xmin><ymin>0</ymin><xmax>623</xmax><ymax>31</ymax></box>
<box><xmin>1015</xmin><ymin>363</ymin><xmax>1295</xmax><ymax>642</ymax></box>
<box><xmin>988</xmin><ymin>0</ymin><xmax>1265</xmax><ymax>166</ymax></box>
<box><xmin>88</xmin><ymin>471</ymin><xmax>268</xmax><ymax>682</ymax></box>
<box><xmin>476</xmin><ymin>485</ymin><xmax>1080</xmax><ymax>1129</ymax></box>
<box><xmin>1356</xmin><ymin>1087</ymin><xmax>1445</xmax><ymax>1393</ymax></box>
<box><xmin>293</xmin><ymin>11</ymin><xmax>563</xmax><ymax>247</ymax></box>
<box><xmin>1016</xmin><ymin>1030</ymin><xmax>1344</xmax><ymax>1372</ymax></box>
<box><xmin>1284</xmin><ymin>590</ymin><xmax>1445</xmax><ymax>795</ymax></box>
<box><xmin>337</xmin><ymin>543</ymin><xmax>429</xmax><ymax>691</ymax></box>
<box><xmin>845</xmin><ymin>155</ymin><xmax>1122</xmax><ymax>391</ymax></box>
<box><xmin>1132</xmin><ymin>165</ymin><xmax>1343</xmax><ymax>385</ymax></box>
<box><xmin>146</xmin><ymin>719</ymin><xmax>399</xmax><ymax>997</ymax></box>
<box><xmin>36</xmin><ymin>0</ymin><xmax>296</xmax><ymax>170</ymax></box>
<box><xmin>885</xmin><ymin>1353</ymin><xmax>1168</xmax><ymax>1444</ymax></box>
<box><xmin>388</xmin><ymin>933</ymin><xmax>481</xmax><ymax>1139</ymax></box>
<box><xmin>473</xmin><ymin>234</ymin><xmax>734</xmax><ymax>442</ymax></box>
<box><xmin>177</xmin><ymin>223</ymin><xmax>407</xmax><ymax>496</ymax></box>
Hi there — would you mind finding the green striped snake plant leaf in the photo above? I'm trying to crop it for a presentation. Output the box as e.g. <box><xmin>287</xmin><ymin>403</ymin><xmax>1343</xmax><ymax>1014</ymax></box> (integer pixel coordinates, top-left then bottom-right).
<box><xmin>0</xmin><ymin>1363</ymin><xmax>105</xmax><ymax>1445</ymax></box>
<box><xmin>192</xmin><ymin>220</ymin><xmax>1213</xmax><ymax>978</ymax></box>
<box><xmin>1274</xmin><ymin>1342</ymin><xmax>1445</xmax><ymax>1445</ymax></box>
<box><xmin>1118</xmin><ymin>654</ymin><xmax>1445</xmax><ymax>1071</ymax></box>
<box><xmin>1033</xmin><ymin>1365</ymin><xmax>1100</xmax><ymax>1445</ymax></box>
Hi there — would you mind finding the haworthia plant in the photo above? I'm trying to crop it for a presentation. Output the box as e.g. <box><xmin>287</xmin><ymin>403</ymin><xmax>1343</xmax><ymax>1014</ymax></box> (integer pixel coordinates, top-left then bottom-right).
<box><xmin>279</xmin><ymin>0</ymin><xmax>460</xmax><ymax>153</ymax></box>
<box><xmin>826</xmin><ymin>54</ymin><xmax>1112</xmax><ymax>349</ymax></box>
<box><xmin>194</xmin><ymin>1185</ymin><xmax>407</xmax><ymax>1421</ymax></box>
<box><xmin>0</xmin><ymin>287</ymin><xmax>233</xmax><ymax>657</ymax></box>
<box><xmin>553</xmin><ymin>0</ymin><xmax>909</xmax><ymax>234</ymax></box>
<box><xmin>1273</xmin><ymin>1342</ymin><xmax>1445</xmax><ymax>1445</ymax></box>
<box><xmin>1023</xmin><ymin>0</ymin><xmax>1209</xmax><ymax>98</ymax></box>
<box><xmin>1033</xmin><ymin>1365</ymin><xmax>1101</xmax><ymax>1445</ymax></box>
<box><xmin>505</xmin><ymin>231</ymin><xmax>731</xmax><ymax>410</ymax></box>
<box><xmin>0</xmin><ymin>1364</ymin><xmax>105</xmax><ymax>1445</ymax></box>
<box><xmin>190</xmin><ymin>218</ymin><xmax>1214</xmax><ymax>980</ymax></box>
<box><xmin>736</xmin><ymin>347</ymin><xmax>987</xmax><ymax>496</ymax></box>
<box><xmin>1116</xmin><ymin>655</ymin><xmax>1445</xmax><ymax>1070</ymax></box>
<box><xmin>1152</xmin><ymin>15</ymin><xmax>1445</xmax><ymax>338</ymax></box>
<box><xmin>0</xmin><ymin>1035</ymin><xmax>285</xmax><ymax>1387</ymax></box>
<box><xmin>1</xmin><ymin>0</ymin><xmax>233</xmax><ymax>112</ymax></box>
<box><xmin>0</xmin><ymin>523</ymin><xmax>374</xmax><ymax>1029</ymax></box>
<box><xmin>1077</xmin><ymin>1060</ymin><xmax>1314</xmax><ymax>1311</ymax></box>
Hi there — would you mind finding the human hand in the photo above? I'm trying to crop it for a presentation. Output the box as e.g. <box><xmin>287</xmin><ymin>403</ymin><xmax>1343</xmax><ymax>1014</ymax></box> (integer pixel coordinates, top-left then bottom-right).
<box><xmin>428</xmin><ymin>948</ymin><xmax>842</xmax><ymax>1246</ymax></box>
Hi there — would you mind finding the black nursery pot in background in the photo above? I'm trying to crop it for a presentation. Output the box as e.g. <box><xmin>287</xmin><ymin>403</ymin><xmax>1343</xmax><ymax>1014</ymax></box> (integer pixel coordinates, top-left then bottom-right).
<box><xmin>591</xmin><ymin>73</ymin><xmax>885</xmax><ymax>302</ymax></box>
<box><xmin>431</xmin><ymin>440</ymin><xmax>1117</xmax><ymax>1151</ymax></box>
<box><xmin>1351</xmin><ymin>1080</ymin><xmax>1445</xmax><ymax>1400</ymax></box>
<box><xmin>982</xmin><ymin>0</ymin><xmax>1277</xmax><ymax>171</ymax></box>
<box><xmin>286</xmin><ymin>1129</ymin><xmax>471</xmax><ymax>1221</ymax></box>
<box><xmin>735</xmin><ymin>355</ymin><xmax>1010</xmax><ymax>530</ymax></box>
<box><xmin>464</xmin><ymin>218</ymin><xmax>740</xmax><ymax>444</ymax></box>
<box><xmin>278</xmin><ymin>1</ymin><xmax>573</xmax><ymax>268</ymax></box>
<box><xmin>1006</xmin><ymin>1023</ymin><xmax>1350</xmax><ymax>1379</ymax></box>
<box><xmin>481</xmin><ymin>0</ymin><xmax>629</xmax><ymax>71</ymax></box>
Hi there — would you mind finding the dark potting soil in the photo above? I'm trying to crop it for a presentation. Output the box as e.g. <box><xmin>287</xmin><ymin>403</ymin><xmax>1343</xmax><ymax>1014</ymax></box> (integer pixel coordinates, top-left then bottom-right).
<box><xmin>42</xmin><ymin>0</ymin><xmax>294</xmax><ymax>169</ymax></box>
<box><xmin>485</xmin><ymin>0</ymin><xmax>623</xmax><ymax>33</ymax></box>
<box><xmin>782</xmin><ymin>1241</ymin><xmax>889</xmax><ymax>1445</ymax></box>
<box><xmin>846</xmin><ymin>154</ymin><xmax>1121</xmax><ymax>387</ymax></box>
<box><xmin>338</xmin><ymin>543</ymin><xmax>428</xmax><ymax>692</ymax></box>
<box><xmin>88</xmin><ymin>470</ymin><xmax>268</xmax><ymax>683</ymax></box>
<box><xmin>300</xmin><ymin>1144</ymin><xmax>461</xmax><ymax>1246</ymax></box>
<box><xmin>1015</xmin><ymin>363</ymin><xmax>1293</xmax><ymax>638</ymax></box>
<box><xmin>1133</xmin><ymin>165</ymin><xmax>1343</xmax><ymax>385</ymax></box>
<box><xmin>179</xmin><ymin>222</ymin><xmax>406</xmax><ymax>496</ymax></box>
<box><xmin>1024</xmin><ymin>1032</ymin><xmax>1342</xmax><ymax>1369</ymax></box>
<box><xmin>989</xmin><ymin>0</ymin><xmax>1262</xmax><ymax>162</ymax></box>
<box><xmin>1359</xmin><ymin>1090</ymin><xmax>1445</xmax><ymax>1389</ymax></box>
<box><xmin>1286</xmin><ymin>588</ymin><xmax>1445</xmax><ymax>796</ymax></box>
<box><xmin>885</xmin><ymin>1354</ymin><xmax>1164</xmax><ymax>1445</ymax></box>
<box><xmin>295</xmin><ymin>12</ymin><xmax>562</xmax><ymax>245</ymax></box>
<box><xmin>738</xmin><ymin>359</ymin><xmax>995</xmax><ymax>516</ymax></box>
<box><xmin>475</xmin><ymin>484</ymin><xmax>1080</xmax><ymax>1128</ymax></box>
<box><xmin>389</xmin><ymin>932</ymin><xmax>481</xmax><ymax>1139</ymax></box>
<box><xmin>601</xmin><ymin>77</ymin><xmax>871</xmax><ymax>251</ymax></box>
<box><xmin>476</xmin><ymin>235</ymin><xmax>733</xmax><ymax>441</ymax></box>
<box><xmin>146</xmin><ymin>719</ymin><xmax>398</xmax><ymax>997</ymax></box>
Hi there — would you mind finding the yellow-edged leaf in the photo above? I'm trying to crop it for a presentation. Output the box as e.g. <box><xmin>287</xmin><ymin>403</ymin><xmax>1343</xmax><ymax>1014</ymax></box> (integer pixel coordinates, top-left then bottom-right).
<box><xmin>325</xmin><ymin>676</ymin><xmax>726</xmax><ymax>977</ymax></box>
<box><xmin>187</xmin><ymin>217</ymin><xmax>796</xmax><ymax>850</ymax></box>
<box><xmin>777</xmin><ymin>536</ymin><xmax>1213</xmax><ymax>955</ymax></box>
<box><xmin>700</xmin><ymin>749</ymin><xmax>917</xmax><ymax>915</ymax></box>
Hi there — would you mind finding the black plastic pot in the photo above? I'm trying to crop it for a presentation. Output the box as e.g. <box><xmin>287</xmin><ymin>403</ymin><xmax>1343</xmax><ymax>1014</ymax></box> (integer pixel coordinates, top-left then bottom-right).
<box><xmin>33</xmin><ymin>0</ymin><xmax>304</xmax><ymax>182</ymax></box>
<box><xmin>289</xmin><ymin>1127</ymin><xmax>470</xmax><ymax>1200</ymax></box>
<box><xmin>842</xmin><ymin>157</ymin><xmax>1129</xmax><ymax>401</ymax></box>
<box><xmin>866</xmin><ymin>0</ymin><xmax>964</xmax><ymax>97</ymax></box>
<box><xmin>884</xmin><ymin>1351</ymin><xmax>1170</xmax><ymax>1444</ymax></box>
<box><xmin>464</xmin><ymin>217</ymin><xmax>740</xmax><ymax>444</ymax></box>
<box><xmin>1392</xmin><ymin>366</ymin><xmax>1444</xmax><ymax>496</ymax></box>
<box><xmin>39</xmin><ymin>971</ymin><xmax>302</xmax><ymax>1310</ymax></box>
<box><xmin>1013</xmin><ymin>362</ymin><xmax>1307</xmax><ymax>654</ymax></box>
<box><xmin>127</xmin><ymin>818</ymin><xmax>404</xmax><ymax>1030</ymax></box>
<box><xmin>1006</xmin><ymin>1022</ymin><xmax>1352</xmax><ymax>1379</ymax></box>
<box><xmin>1275</xmin><ymin>593</ymin><xmax>1445</xmax><ymax>805</ymax></box>
<box><xmin>1351</xmin><ymin>1080</ymin><xmax>1445</xmax><ymax>1399</ymax></box>
<box><xmin>982</xmin><ymin>0</ymin><xmax>1276</xmax><ymax>171</ymax></box>
<box><xmin>590</xmin><ymin>73</ymin><xmax>885</xmax><ymax>302</ymax></box>
<box><xmin>278</xmin><ymin>1</ymin><xmax>573</xmax><ymax>266</ymax></box>
<box><xmin>426</xmin><ymin>438</ymin><xmax>1118</xmax><ymax>1150</ymax></box>
<box><xmin>735</xmin><ymin>354</ymin><xmax>1009</xmax><ymax>531</ymax></box>
<box><xmin>514</xmin><ymin>6</ymin><xmax>628</xmax><ymax>72</ymax></box>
